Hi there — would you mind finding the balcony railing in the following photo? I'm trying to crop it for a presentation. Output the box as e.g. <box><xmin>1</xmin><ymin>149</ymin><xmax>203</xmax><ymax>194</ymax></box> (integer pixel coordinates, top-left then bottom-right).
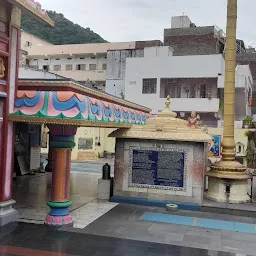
<box><xmin>159</xmin><ymin>98</ymin><xmax>220</xmax><ymax>113</ymax></box>
<box><xmin>52</xmin><ymin>70</ymin><xmax>106</xmax><ymax>81</ymax></box>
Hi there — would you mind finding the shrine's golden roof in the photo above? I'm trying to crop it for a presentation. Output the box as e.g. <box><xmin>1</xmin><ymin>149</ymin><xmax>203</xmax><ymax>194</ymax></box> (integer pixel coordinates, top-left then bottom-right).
<box><xmin>109</xmin><ymin>96</ymin><xmax>212</xmax><ymax>143</ymax></box>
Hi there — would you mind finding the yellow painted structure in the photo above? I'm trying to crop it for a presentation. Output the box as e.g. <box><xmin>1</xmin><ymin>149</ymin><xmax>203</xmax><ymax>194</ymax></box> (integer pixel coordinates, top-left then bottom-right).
<box><xmin>208</xmin><ymin>128</ymin><xmax>248</xmax><ymax>152</ymax></box>
<box><xmin>41</xmin><ymin>127</ymin><xmax>248</xmax><ymax>161</ymax></box>
<box><xmin>41</xmin><ymin>127</ymin><xmax>116</xmax><ymax>160</ymax></box>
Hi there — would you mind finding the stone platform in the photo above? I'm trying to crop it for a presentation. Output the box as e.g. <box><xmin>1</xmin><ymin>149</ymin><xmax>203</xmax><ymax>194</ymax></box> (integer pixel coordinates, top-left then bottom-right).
<box><xmin>202</xmin><ymin>199</ymin><xmax>256</xmax><ymax>217</ymax></box>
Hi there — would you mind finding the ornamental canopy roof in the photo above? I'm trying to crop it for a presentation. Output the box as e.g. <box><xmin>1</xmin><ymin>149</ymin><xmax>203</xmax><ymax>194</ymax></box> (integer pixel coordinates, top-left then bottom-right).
<box><xmin>9</xmin><ymin>79</ymin><xmax>151</xmax><ymax>128</ymax></box>
<box><xmin>8</xmin><ymin>0</ymin><xmax>54</xmax><ymax>26</ymax></box>
<box><xmin>109</xmin><ymin>96</ymin><xmax>212</xmax><ymax>143</ymax></box>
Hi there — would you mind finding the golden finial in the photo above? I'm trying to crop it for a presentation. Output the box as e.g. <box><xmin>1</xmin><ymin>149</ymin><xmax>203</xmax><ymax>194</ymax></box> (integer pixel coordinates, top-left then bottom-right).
<box><xmin>158</xmin><ymin>95</ymin><xmax>177</xmax><ymax>118</ymax></box>
<box><xmin>165</xmin><ymin>95</ymin><xmax>170</xmax><ymax>109</ymax></box>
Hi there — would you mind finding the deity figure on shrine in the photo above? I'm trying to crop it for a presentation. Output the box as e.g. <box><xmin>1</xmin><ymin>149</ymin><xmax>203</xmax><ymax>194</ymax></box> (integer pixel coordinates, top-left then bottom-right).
<box><xmin>188</xmin><ymin>111</ymin><xmax>197</xmax><ymax>128</ymax></box>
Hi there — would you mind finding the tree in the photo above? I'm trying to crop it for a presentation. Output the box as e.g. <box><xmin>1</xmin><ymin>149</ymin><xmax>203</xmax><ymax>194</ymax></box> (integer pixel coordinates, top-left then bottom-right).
<box><xmin>21</xmin><ymin>11</ymin><xmax>107</xmax><ymax>45</ymax></box>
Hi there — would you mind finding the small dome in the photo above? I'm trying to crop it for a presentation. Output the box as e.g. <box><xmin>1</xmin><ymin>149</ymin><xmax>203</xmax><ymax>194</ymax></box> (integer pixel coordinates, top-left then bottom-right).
<box><xmin>109</xmin><ymin>96</ymin><xmax>212</xmax><ymax>143</ymax></box>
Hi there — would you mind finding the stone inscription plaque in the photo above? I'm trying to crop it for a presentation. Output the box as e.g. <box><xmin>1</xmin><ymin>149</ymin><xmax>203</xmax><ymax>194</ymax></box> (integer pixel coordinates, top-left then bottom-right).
<box><xmin>130</xmin><ymin>149</ymin><xmax>186</xmax><ymax>189</ymax></box>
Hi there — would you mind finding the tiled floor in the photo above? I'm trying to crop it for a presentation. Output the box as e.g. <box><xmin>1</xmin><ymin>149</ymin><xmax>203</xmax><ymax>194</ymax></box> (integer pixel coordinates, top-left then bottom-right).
<box><xmin>78</xmin><ymin>204</ymin><xmax>256</xmax><ymax>255</ymax></box>
<box><xmin>72</xmin><ymin>200</ymin><xmax>118</xmax><ymax>228</ymax></box>
<box><xmin>0</xmin><ymin>222</ymin><xmax>251</xmax><ymax>256</ymax></box>
<box><xmin>13</xmin><ymin>171</ymin><xmax>117</xmax><ymax>228</ymax></box>
<box><xmin>141</xmin><ymin>212</ymin><xmax>256</xmax><ymax>234</ymax></box>
<box><xmin>9</xmin><ymin>164</ymin><xmax>256</xmax><ymax>255</ymax></box>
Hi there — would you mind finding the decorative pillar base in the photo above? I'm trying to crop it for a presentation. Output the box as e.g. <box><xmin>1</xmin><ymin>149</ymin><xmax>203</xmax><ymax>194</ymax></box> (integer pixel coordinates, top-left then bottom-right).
<box><xmin>45</xmin><ymin>214</ymin><xmax>72</xmax><ymax>226</ymax></box>
<box><xmin>206</xmin><ymin>161</ymin><xmax>251</xmax><ymax>204</ymax></box>
<box><xmin>45</xmin><ymin>201</ymin><xmax>73</xmax><ymax>226</ymax></box>
<box><xmin>0</xmin><ymin>200</ymin><xmax>19</xmax><ymax>226</ymax></box>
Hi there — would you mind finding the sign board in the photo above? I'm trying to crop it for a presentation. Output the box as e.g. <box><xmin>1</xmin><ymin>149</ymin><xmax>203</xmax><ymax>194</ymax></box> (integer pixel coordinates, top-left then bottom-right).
<box><xmin>17</xmin><ymin>155</ymin><xmax>29</xmax><ymax>175</ymax></box>
<box><xmin>129</xmin><ymin>148</ymin><xmax>187</xmax><ymax>191</ymax></box>
<box><xmin>208</xmin><ymin>135</ymin><xmax>222</xmax><ymax>158</ymax></box>
<box><xmin>30</xmin><ymin>147</ymin><xmax>41</xmax><ymax>171</ymax></box>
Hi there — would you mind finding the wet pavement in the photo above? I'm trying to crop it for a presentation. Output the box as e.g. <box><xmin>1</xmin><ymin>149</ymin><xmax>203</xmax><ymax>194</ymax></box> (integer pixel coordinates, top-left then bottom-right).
<box><xmin>69</xmin><ymin>204</ymin><xmax>256</xmax><ymax>255</ymax></box>
<box><xmin>0</xmin><ymin>222</ymin><xmax>251</xmax><ymax>256</ymax></box>
<box><xmin>8</xmin><ymin>160</ymin><xmax>256</xmax><ymax>255</ymax></box>
<box><xmin>12</xmin><ymin>171</ymin><xmax>117</xmax><ymax>228</ymax></box>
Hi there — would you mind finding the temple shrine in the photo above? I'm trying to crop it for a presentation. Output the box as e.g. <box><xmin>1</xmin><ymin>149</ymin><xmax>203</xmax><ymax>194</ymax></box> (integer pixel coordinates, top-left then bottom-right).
<box><xmin>8</xmin><ymin>79</ymin><xmax>151</xmax><ymax>226</ymax></box>
<box><xmin>0</xmin><ymin>0</ymin><xmax>54</xmax><ymax>226</ymax></box>
<box><xmin>0</xmin><ymin>0</ymin><xmax>151</xmax><ymax>226</ymax></box>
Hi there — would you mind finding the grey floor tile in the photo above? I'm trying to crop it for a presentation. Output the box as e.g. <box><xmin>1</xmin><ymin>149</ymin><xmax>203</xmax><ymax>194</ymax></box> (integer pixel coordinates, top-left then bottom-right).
<box><xmin>221</xmin><ymin>230</ymin><xmax>256</xmax><ymax>243</ymax></box>
<box><xmin>182</xmin><ymin>233</ymin><xmax>221</xmax><ymax>251</ymax></box>
<box><xmin>185</xmin><ymin>226</ymin><xmax>221</xmax><ymax>238</ymax></box>
<box><xmin>221</xmin><ymin>239</ymin><xmax>247</xmax><ymax>254</ymax></box>
<box><xmin>148</xmin><ymin>222</ymin><xmax>187</xmax><ymax>234</ymax></box>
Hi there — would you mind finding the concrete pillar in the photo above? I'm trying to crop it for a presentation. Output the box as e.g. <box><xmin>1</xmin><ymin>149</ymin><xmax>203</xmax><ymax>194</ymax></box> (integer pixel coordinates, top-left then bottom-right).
<box><xmin>45</xmin><ymin>125</ymin><xmax>77</xmax><ymax>226</ymax></box>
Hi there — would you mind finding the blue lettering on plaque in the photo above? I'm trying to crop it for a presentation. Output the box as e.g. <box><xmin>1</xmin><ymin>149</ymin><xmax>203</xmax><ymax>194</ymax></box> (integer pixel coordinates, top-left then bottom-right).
<box><xmin>131</xmin><ymin>149</ymin><xmax>185</xmax><ymax>188</ymax></box>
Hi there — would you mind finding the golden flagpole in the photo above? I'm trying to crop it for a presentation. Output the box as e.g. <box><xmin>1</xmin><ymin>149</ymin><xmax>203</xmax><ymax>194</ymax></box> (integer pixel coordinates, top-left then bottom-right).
<box><xmin>206</xmin><ymin>0</ymin><xmax>250</xmax><ymax>203</ymax></box>
<box><xmin>222</xmin><ymin>0</ymin><xmax>237</xmax><ymax>162</ymax></box>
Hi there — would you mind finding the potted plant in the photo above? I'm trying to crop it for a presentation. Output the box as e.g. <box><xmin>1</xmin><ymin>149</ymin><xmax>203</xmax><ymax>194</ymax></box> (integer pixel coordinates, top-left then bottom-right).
<box><xmin>243</xmin><ymin>116</ymin><xmax>253</xmax><ymax>129</ymax></box>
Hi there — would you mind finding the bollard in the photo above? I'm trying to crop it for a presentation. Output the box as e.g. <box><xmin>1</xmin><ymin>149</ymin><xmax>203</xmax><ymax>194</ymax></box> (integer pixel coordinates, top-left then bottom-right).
<box><xmin>102</xmin><ymin>163</ymin><xmax>111</xmax><ymax>180</ymax></box>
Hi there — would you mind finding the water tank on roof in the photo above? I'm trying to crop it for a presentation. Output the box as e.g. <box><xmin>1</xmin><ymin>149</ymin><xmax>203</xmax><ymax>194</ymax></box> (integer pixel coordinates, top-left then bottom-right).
<box><xmin>171</xmin><ymin>16</ymin><xmax>191</xmax><ymax>29</ymax></box>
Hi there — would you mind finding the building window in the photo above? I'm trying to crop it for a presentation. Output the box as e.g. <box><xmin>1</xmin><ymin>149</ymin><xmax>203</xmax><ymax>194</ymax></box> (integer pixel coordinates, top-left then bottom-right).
<box><xmin>160</xmin><ymin>78</ymin><xmax>180</xmax><ymax>98</ymax></box>
<box><xmin>91</xmin><ymin>57</ymin><xmax>96</xmax><ymax>59</ymax></box>
<box><xmin>55</xmin><ymin>58</ymin><xmax>60</xmax><ymax>60</ymax></box>
<box><xmin>67</xmin><ymin>57</ymin><xmax>72</xmax><ymax>60</ymax></box>
<box><xmin>102</xmin><ymin>63</ymin><xmax>107</xmax><ymax>70</ymax></box>
<box><xmin>89</xmin><ymin>64</ymin><xmax>97</xmax><ymax>70</ymax></box>
<box><xmin>44</xmin><ymin>58</ymin><xmax>49</xmax><ymax>61</ymax></box>
<box><xmin>80</xmin><ymin>57</ymin><xmax>85</xmax><ymax>59</ymax></box>
<box><xmin>43</xmin><ymin>65</ymin><xmax>49</xmax><ymax>71</ymax></box>
<box><xmin>200</xmin><ymin>84</ymin><xmax>207</xmax><ymax>98</ymax></box>
<box><xmin>169</xmin><ymin>86</ymin><xmax>181</xmax><ymax>98</ymax></box>
<box><xmin>142</xmin><ymin>78</ymin><xmax>157</xmax><ymax>94</ymax></box>
<box><xmin>190</xmin><ymin>85</ymin><xmax>196</xmax><ymax>98</ymax></box>
<box><xmin>76</xmin><ymin>64</ymin><xmax>86</xmax><ymax>70</ymax></box>
<box><xmin>53</xmin><ymin>65</ymin><xmax>61</xmax><ymax>71</ymax></box>
<box><xmin>66</xmin><ymin>64</ymin><xmax>73</xmax><ymax>71</ymax></box>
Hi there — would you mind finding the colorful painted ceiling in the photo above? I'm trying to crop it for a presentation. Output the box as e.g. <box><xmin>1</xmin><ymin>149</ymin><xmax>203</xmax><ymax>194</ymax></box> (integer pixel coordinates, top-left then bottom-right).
<box><xmin>9</xmin><ymin>91</ymin><xmax>151</xmax><ymax>128</ymax></box>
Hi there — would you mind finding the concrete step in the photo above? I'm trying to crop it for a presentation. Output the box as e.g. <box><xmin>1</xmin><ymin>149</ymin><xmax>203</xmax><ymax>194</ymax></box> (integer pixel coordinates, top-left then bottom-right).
<box><xmin>201</xmin><ymin>199</ymin><xmax>256</xmax><ymax>218</ymax></box>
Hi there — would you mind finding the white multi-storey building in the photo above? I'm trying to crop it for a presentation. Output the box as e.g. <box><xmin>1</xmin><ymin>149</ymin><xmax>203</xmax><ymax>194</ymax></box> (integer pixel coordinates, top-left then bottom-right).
<box><xmin>123</xmin><ymin>46</ymin><xmax>252</xmax><ymax>128</ymax></box>
<box><xmin>21</xmin><ymin>30</ymin><xmax>162</xmax><ymax>92</ymax></box>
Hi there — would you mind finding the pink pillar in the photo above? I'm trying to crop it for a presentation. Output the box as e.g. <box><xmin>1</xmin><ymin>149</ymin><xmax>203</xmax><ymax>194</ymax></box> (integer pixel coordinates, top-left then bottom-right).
<box><xmin>0</xmin><ymin>25</ymin><xmax>19</xmax><ymax>225</ymax></box>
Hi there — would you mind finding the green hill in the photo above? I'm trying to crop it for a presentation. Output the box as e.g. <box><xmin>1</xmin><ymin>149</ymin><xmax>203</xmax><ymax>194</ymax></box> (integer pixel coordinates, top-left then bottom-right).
<box><xmin>21</xmin><ymin>11</ymin><xmax>107</xmax><ymax>45</ymax></box>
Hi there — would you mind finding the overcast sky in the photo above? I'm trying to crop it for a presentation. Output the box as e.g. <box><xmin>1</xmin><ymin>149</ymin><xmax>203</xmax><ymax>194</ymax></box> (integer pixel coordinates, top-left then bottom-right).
<box><xmin>39</xmin><ymin>0</ymin><xmax>256</xmax><ymax>47</ymax></box>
